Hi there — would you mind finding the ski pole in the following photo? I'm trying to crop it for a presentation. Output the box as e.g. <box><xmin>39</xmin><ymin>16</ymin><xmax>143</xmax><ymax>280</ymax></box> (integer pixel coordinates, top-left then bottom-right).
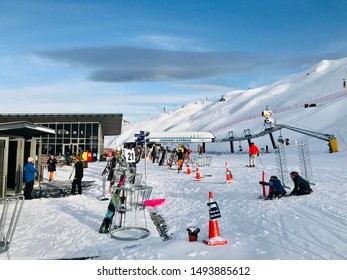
<box><xmin>69</xmin><ymin>165</ymin><xmax>75</xmax><ymax>180</ymax></box>
<box><xmin>258</xmin><ymin>155</ymin><xmax>264</xmax><ymax>167</ymax></box>
<box><xmin>38</xmin><ymin>172</ymin><xmax>42</xmax><ymax>198</ymax></box>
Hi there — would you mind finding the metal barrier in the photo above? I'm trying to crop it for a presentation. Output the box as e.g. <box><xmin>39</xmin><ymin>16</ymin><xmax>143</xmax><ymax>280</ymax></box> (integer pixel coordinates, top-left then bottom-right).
<box><xmin>0</xmin><ymin>195</ymin><xmax>24</xmax><ymax>260</ymax></box>
<box><xmin>110</xmin><ymin>184</ymin><xmax>153</xmax><ymax>241</ymax></box>
<box><xmin>191</xmin><ymin>156</ymin><xmax>213</xmax><ymax>177</ymax></box>
<box><xmin>107</xmin><ymin>165</ymin><xmax>153</xmax><ymax>241</ymax></box>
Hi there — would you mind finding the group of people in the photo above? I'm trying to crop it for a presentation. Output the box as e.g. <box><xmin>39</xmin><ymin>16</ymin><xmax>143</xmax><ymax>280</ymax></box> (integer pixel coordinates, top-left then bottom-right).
<box><xmin>22</xmin><ymin>141</ymin><xmax>313</xmax><ymax>200</ymax></box>
<box><xmin>147</xmin><ymin>145</ymin><xmax>192</xmax><ymax>171</ymax></box>
<box><xmin>23</xmin><ymin>154</ymin><xmax>84</xmax><ymax>199</ymax></box>
<box><xmin>259</xmin><ymin>171</ymin><xmax>313</xmax><ymax>200</ymax></box>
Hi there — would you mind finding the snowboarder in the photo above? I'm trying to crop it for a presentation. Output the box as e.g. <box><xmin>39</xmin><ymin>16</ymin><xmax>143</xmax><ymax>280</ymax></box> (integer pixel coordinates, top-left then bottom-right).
<box><xmin>289</xmin><ymin>171</ymin><xmax>313</xmax><ymax>196</ymax></box>
<box><xmin>259</xmin><ymin>176</ymin><xmax>287</xmax><ymax>200</ymax></box>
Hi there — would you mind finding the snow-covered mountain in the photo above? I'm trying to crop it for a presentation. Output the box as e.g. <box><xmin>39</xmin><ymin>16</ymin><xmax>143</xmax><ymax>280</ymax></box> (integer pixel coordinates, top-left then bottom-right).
<box><xmin>106</xmin><ymin>57</ymin><xmax>347</xmax><ymax>152</ymax></box>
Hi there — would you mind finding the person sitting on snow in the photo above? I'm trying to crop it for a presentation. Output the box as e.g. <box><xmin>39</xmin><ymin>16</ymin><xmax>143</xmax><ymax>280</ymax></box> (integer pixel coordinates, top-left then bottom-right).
<box><xmin>259</xmin><ymin>175</ymin><xmax>287</xmax><ymax>200</ymax></box>
<box><xmin>289</xmin><ymin>171</ymin><xmax>313</xmax><ymax>196</ymax></box>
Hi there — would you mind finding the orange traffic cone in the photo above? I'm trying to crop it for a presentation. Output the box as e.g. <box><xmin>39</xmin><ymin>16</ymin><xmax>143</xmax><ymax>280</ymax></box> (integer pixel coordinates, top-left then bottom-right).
<box><xmin>196</xmin><ymin>163</ymin><xmax>201</xmax><ymax>181</ymax></box>
<box><xmin>187</xmin><ymin>163</ymin><xmax>191</xmax><ymax>175</ymax></box>
<box><xmin>203</xmin><ymin>192</ymin><xmax>227</xmax><ymax>246</ymax></box>
<box><xmin>225</xmin><ymin>162</ymin><xmax>233</xmax><ymax>183</ymax></box>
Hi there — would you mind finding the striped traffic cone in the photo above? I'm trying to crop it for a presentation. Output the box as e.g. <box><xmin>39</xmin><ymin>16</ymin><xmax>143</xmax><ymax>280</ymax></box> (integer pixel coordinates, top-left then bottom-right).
<box><xmin>196</xmin><ymin>163</ymin><xmax>201</xmax><ymax>181</ymax></box>
<box><xmin>203</xmin><ymin>192</ymin><xmax>228</xmax><ymax>246</ymax></box>
<box><xmin>225</xmin><ymin>162</ymin><xmax>233</xmax><ymax>183</ymax></box>
<box><xmin>187</xmin><ymin>163</ymin><xmax>191</xmax><ymax>175</ymax></box>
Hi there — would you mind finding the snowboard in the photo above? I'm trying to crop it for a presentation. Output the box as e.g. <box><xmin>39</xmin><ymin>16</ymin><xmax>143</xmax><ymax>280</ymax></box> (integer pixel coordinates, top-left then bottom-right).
<box><xmin>99</xmin><ymin>174</ymin><xmax>125</xmax><ymax>234</ymax></box>
<box><xmin>99</xmin><ymin>190</ymin><xmax>121</xmax><ymax>233</ymax></box>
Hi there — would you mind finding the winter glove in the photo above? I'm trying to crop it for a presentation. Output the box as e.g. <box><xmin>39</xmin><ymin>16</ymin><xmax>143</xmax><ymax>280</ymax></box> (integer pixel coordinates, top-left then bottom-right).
<box><xmin>257</xmin><ymin>153</ymin><xmax>259</xmax><ymax>156</ymax></box>
<box><xmin>259</xmin><ymin>181</ymin><xmax>264</xmax><ymax>184</ymax></box>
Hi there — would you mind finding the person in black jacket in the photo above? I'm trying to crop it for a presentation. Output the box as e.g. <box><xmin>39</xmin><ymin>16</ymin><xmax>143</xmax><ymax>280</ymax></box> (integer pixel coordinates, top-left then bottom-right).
<box><xmin>71</xmin><ymin>156</ymin><xmax>84</xmax><ymax>195</ymax></box>
<box><xmin>289</xmin><ymin>171</ymin><xmax>313</xmax><ymax>196</ymax></box>
<box><xmin>47</xmin><ymin>154</ymin><xmax>57</xmax><ymax>181</ymax></box>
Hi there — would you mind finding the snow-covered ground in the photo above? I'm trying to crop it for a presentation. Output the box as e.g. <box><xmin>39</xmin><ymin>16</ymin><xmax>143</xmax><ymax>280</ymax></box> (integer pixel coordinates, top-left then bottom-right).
<box><xmin>2</xmin><ymin>148</ymin><xmax>346</xmax><ymax>278</ymax></box>
<box><xmin>6</xmin><ymin>149</ymin><xmax>347</xmax><ymax>261</ymax></box>
<box><xmin>3</xmin><ymin>57</ymin><xmax>347</xmax><ymax>278</ymax></box>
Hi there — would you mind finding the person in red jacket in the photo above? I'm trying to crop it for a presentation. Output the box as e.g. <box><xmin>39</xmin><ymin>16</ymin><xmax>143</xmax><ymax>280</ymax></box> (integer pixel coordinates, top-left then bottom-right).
<box><xmin>249</xmin><ymin>142</ymin><xmax>259</xmax><ymax>167</ymax></box>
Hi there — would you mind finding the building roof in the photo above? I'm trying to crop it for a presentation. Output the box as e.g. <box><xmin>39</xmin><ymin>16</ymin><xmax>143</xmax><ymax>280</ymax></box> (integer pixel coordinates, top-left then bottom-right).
<box><xmin>0</xmin><ymin>121</ymin><xmax>56</xmax><ymax>138</ymax></box>
<box><xmin>147</xmin><ymin>131</ymin><xmax>216</xmax><ymax>143</ymax></box>
<box><xmin>0</xmin><ymin>113</ymin><xmax>123</xmax><ymax>136</ymax></box>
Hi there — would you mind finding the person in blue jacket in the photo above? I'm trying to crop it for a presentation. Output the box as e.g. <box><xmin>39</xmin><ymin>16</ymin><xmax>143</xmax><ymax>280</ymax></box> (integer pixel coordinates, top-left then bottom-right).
<box><xmin>24</xmin><ymin>157</ymin><xmax>39</xmax><ymax>199</ymax></box>
<box><xmin>259</xmin><ymin>175</ymin><xmax>287</xmax><ymax>200</ymax></box>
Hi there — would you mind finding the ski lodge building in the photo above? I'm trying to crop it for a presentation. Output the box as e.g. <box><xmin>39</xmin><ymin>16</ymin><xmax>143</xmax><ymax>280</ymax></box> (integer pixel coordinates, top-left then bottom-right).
<box><xmin>0</xmin><ymin>113</ymin><xmax>123</xmax><ymax>197</ymax></box>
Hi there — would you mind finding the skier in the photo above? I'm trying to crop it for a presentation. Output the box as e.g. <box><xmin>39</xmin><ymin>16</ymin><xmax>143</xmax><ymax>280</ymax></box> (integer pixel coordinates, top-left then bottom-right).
<box><xmin>151</xmin><ymin>146</ymin><xmax>157</xmax><ymax>163</ymax></box>
<box><xmin>23</xmin><ymin>157</ymin><xmax>39</xmax><ymax>199</ymax></box>
<box><xmin>158</xmin><ymin>146</ymin><xmax>167</xmax><ymax>166</ymax></box>
<box><xmin>70</xmin><ymin>156</ymin><xmax>84</xmax><ymax>195</ymax></box>
<box><xmin>176</xmin><ymin>147</ymin><xmax>184</xmax><ymax>173</ymax></box>
<box><xmin>289</xmin><ymin>171</ymin><xmax>313</xmax><ymax>196</ymax></box>
<box><xmin>47</xmin><ymin>154</ymin><xmax>57</xmax><ymax>181</ymax></box>
<box><xmin>198</xmin><ymin>145</ymin><xmax>203</xmax><ymax>156</ymax></box>
<box><xmin>248</xmin><ymin>142</ymin><xmax>259</xmax><ymax>167</ymax></box>
<box><xmin>259</xmin><ymin>176</ymin><xmax>287</xmax><ymax>200</ymax></box>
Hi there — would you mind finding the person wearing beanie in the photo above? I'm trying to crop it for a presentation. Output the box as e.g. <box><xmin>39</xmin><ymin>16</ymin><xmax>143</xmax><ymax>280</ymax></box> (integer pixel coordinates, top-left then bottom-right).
<box><xmin>24</xmin><ymin>157</ymin><xmax>39</xmax><ymax>199</ymax></box>
<box><xmin>47</xmin><ymin>155</ymin><xmax>57</xmax><ymax>181</ymax></box>
<box><xmin>70</xmin><ymin>155</ymin><xmax>84</xmax><ymax>195</ymax></box>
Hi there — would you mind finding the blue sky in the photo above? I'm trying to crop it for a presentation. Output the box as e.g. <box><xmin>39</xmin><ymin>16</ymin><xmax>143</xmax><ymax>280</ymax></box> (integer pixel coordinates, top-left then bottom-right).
<box><xmin>1</xmin><ymin>0</ymin><xmax>347</xmax><ymax>121</ymax></box>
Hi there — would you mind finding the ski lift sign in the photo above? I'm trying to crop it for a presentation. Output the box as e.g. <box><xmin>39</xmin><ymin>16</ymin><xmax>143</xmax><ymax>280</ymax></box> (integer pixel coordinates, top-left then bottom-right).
<box><xmin>207</xmin><ymin>201</ymin><xmax>222</xmax><ymax>220</ymax></box>
<box><xmin>122</xmin><ymin>148</ymin><xmax>136</xmax><ymax>163</ymax></box>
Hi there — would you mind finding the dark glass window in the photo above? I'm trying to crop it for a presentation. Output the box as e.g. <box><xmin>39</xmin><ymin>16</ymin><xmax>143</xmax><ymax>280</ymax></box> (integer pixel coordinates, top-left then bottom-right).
<box><xmin>86</xmin><ymin>124</ymin><xmax>92</xmax><ymax>137</ymax></box>
<box><xmin>79</xmin><ymin>123</ymin><xmax>85</xmax><ymax>138</ymax></box>
<box><xmin>48</xmin><ymin>123</ymin><xmax>56</xmax><ymax>130</ymax></box>
<box><xmin>72</xmin><ymin>123</ymin><xmax>78</xmax><ymax>138</ymax></box>
<box><xmin>56</xmin><ymin>145</ymin><xmax>63</xmax><ymax>156</ymax></box>
<box><xmin>64</xmin><ymin>124</ymin><xmax>71</xmax><ymax>136</ymax></box>
<box><xmin>92</xmin><ymin>123</ymin><xmax>99</xmax><ymax>137</ymax></box>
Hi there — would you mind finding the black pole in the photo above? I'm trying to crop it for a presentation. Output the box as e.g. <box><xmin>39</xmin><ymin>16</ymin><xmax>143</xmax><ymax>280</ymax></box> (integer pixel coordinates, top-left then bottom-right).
<box><xmin>269</xmin><ymin>133</ymin><xmax>277</xmax><ymax>149</ymax></box>
<box><xmin>230</xmin><ymin>140</ymin><xmax>234</xmax><ymax>153</ymax></box>
<box><xmin>247</xmin><ymin>139</ymin><xmax>252</xmax><ymax>147</ymax></box>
